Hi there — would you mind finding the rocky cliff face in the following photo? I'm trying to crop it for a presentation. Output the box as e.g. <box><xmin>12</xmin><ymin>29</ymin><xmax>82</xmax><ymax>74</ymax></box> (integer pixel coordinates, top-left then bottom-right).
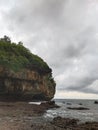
<box><xmin>0</xmin><ymin>66</ymin><xmax>55</xmax><ymax>101</ymax></box>
<box><xmin>0</xmin><ymin>36</ymin><xmax>56</xmax><ymax>101</ymax></box>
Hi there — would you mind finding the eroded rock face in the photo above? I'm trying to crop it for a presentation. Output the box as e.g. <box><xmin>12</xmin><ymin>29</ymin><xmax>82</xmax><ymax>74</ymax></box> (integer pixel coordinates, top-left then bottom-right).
<box><xmin>0</xmin><ymin>66</ymin><xmax>55</xmax><ymax>101</ymax></box>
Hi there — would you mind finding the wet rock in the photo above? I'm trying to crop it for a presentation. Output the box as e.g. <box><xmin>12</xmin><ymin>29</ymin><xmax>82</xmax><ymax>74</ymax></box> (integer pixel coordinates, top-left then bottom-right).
<box><xmin>94</xmin><ymin>101</ymin><xmax>98</xmax><ymax>104</ymax></box>
<box><xmin>62</xmin><ymin>101</ymin><xmax>65</xmax><ymax>104</ymax></box>
<box><xmin>41</xmin><ymin>100</ymin><xmax>60</xmax><ymax>109</ymax></box>
<box><xmin>51</xmin><ymin>117</ymin><xmax>98</xmax><ymax>130</ymax></box>
<box><xmin>67</xmin><ymin>107</ymin><xmax>89</xmax><ymax>110</ymax></box>
<box><xmin>51</xmin><ymin>116</ymin><xmax>79</xmax><ymax>128</ymax></box>
<box><xmin>47</xmin><ymin>100</ymin><xmax>55</xmax><ymax>105</ymax></box>
<box><xmin>66</xmin><ymin>102</ymin><xmax>72</xmax><ymax>105</ymax></box>
<box><xmin>79</xmin><ymin>103</ymin><xmax>82</xmax><ymax>105</ymax></box>
<box><xmin>78</xmin><ymin>122</ymin><xmax>98</xmax><ymax>130</ymax></box>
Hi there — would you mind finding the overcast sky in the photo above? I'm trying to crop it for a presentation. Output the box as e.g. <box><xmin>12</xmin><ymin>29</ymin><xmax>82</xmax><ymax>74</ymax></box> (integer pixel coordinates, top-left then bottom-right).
<box><xmin>0</xmin><ymin>0</ymin><xmax>98</xmax><ymax>99</ymax></box>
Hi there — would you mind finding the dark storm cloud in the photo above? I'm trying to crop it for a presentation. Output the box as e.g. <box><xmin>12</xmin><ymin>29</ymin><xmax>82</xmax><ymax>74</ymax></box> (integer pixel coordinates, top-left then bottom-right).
<box><xmin>66</xmin><ymin>78</ymin><xmax>96</xmax><ymax>91</ymax></box>
<box><xmin>3</xmin><ymin>0</ymin><xmax>65</xmax><ymax>33</ymax></box>
<box><xmin>1</xmin><ymin>0</ymin><xmax>98</xmax><ymax>96</ymax></box>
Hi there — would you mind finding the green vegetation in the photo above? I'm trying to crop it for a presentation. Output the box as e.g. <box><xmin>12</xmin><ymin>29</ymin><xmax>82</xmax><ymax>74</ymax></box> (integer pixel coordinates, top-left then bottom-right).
<box><xmin>0</xmin><ymin>36</ymin><xmax>51</xmax><ymax>73</ymax></box>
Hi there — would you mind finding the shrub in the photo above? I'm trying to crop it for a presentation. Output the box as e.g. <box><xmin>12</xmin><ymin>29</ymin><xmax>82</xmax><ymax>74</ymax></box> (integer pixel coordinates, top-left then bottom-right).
<box><xmin>0</xmin><ymin>36</ymin><xmax>51</xmax><ymax>74</ymax></box>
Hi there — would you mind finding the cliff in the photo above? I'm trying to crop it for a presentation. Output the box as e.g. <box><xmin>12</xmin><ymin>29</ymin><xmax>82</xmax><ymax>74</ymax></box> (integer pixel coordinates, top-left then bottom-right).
<box><xmin>0</xmin><ymin>36</ymin><xmax>56</xmax><ymax>101</ymax></box>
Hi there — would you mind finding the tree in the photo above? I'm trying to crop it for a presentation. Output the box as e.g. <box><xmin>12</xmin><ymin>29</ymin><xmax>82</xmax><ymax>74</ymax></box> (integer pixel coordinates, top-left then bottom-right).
<box><xmin>18</xmin><ymin>41</ymin><xmax>23</xmax><ymax>46</ymax></box>
<box><xmin>0</xmin><ymin>35</ymin><xmax>11</xmax><ymax>43</ymax></box>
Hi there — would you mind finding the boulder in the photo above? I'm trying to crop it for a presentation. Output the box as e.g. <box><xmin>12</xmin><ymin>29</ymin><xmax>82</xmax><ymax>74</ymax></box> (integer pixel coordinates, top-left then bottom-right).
<box><xmin>67</xmin><ymin>107</ymin><xmax>89</xmax><ymax>110</ymax></box>
<box><xmin>94</xmin><ymin>101</ymin><xmax>98</xmax><ymax>104</ymax></box>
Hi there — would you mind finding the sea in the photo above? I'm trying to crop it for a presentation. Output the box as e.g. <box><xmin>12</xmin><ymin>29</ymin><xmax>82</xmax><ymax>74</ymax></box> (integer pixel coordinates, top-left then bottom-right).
<box><xmin>42</xmin><ymin>99</ymin><xmax>98</xmax><ymax>123</ymax></box>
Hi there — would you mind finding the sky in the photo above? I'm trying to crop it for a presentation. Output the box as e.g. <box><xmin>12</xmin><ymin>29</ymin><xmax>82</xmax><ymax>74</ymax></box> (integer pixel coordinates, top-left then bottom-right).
<box><xmin>0</xmin><ymin>0</ymin><xmax>98</xmax><ymax>99</ymax></box>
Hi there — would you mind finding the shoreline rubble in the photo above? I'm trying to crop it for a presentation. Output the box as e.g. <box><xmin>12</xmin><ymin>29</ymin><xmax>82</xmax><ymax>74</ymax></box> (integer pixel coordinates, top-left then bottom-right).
<box><xmin>0</xmin><ymin>101</ymin><xmax>97</xmax><ymax>130</ymax></box>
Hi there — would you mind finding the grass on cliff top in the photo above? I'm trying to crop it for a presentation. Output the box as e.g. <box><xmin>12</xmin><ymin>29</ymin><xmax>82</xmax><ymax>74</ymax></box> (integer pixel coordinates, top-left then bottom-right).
<box><xmin>0</xmin><ymin>36</ymin><xmax>51</xmax><ymax>74</ymax></box>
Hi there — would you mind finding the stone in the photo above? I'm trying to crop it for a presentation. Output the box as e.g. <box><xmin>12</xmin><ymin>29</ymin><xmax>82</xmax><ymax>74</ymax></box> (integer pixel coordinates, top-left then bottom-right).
<box><xmin>67</xmin><ymin>107</ymin><xmax>89</xmax><ymax>110</ymax></box>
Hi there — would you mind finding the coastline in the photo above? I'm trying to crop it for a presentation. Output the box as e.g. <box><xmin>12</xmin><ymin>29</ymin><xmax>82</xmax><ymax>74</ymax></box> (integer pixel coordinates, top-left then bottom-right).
<box><xmin>0</xmin><ymin>101</ymin><xmax>98</xmax><ymax>130</ymax></box>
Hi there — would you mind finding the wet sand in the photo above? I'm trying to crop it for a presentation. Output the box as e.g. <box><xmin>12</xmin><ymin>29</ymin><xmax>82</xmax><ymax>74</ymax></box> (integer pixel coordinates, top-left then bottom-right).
<box><xmin>0</xmin><ymin>102</ymin><xmax>98</xmax><ymax>130</ymax></box>
<box><xmin>0</xmin><ymin>101</ymin><xmax>61</xmax><ymax>130</ymax></box>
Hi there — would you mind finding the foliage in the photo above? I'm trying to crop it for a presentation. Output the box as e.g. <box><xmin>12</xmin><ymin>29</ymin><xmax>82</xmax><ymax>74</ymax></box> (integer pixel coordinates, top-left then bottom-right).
<box><xmin>0</xmin><ymin>36</ymin><xmax>51</xmax><ymax>73</ymax></box>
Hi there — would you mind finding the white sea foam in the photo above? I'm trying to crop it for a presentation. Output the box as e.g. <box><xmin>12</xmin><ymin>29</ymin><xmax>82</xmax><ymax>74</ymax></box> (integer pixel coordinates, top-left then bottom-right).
<box><xmin>29</xmin><ymin>102</ymin><xmax>41</xmax><ymax>105</ymax></box>
<box><xmin>44</xmin><ymin>99</ymin><xmax>98</xmax><ymax>122</ymax></box>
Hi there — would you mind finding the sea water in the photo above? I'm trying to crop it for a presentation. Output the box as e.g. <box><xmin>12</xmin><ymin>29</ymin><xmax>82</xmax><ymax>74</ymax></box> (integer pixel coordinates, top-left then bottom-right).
<box><xmin>43</xmin><ymin>99</ymin><xmax>98</xmax><ymax>123</ymax></box>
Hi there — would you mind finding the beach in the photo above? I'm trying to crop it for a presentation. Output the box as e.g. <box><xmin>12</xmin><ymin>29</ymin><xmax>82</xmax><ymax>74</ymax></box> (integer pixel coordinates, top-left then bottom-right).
<box><xmin>0</xmin><ymin>101</ymin><xmax>60</xmax><ymax>130</ymax></box>
<box><xmin>0</xmin><ymin>101</ymin><xmax>98</xmax><ymax>130</ymax></box>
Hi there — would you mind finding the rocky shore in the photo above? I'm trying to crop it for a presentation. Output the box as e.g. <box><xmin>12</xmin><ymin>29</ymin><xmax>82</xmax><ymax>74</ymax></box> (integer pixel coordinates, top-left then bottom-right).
<box><xmin>0</xmin><ymin>101</ymin><xmax>98</xmax><ymax>130</ymax></box>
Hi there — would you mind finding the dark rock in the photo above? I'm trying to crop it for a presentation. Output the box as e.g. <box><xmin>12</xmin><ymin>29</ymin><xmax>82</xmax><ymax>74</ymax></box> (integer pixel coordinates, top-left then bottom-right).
<box><xmin>78</xmin><ymin>122</ymin><xmax>98</xmax><ymax>130</ymax></box>
<box><xmin>79</xmin><ymin>103</ymin><xmax>82</xmax><ymax>105</ymax></box>
<box><xmin>51</xmin><ymin>116</ymin><xmax>79</xmax><ymax>128</ymax></box>
<box><xmin>62</xmin><ymin>101</ymin><xmax>65</xmax><ymax>104</ymax></box>
<box><xmin>67</xmin><ymin>107</ymin><xmax>89</xmax><ymax>110</ymax></box>
<box><xmin>51</xmin><ymin>116</ymin><xmax>98</xmax><ymax>130</ymax></box>
<box><xmin>66</xmin><ymin>102</ymin><xmax>72</xmax><ymax>105</ymax></box>
<box><xmin>31</xmin><ymin>124</ymin><xmax>33</xmax><ymax>127</ymax></box>
<box><xmin>94</xmin><ymin>101</ymin><xmax>98</xmax><ymax>104</ymax></box>
<box><xmin>41</xmin><ymin>100</ymin><xmax>60</xmax><ymax>109</ymax></box>
<box><xmin>47</xmin><ymin>100</ymin><xmax>55</xmax><ymax>105</ymax></box>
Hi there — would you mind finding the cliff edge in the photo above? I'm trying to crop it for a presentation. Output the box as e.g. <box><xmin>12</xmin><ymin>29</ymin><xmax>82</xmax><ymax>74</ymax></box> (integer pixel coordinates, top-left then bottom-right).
<box><xmin>0</xmin><ymin>36</ymin><xmax>56</xmax><ymax>101</ymax></box>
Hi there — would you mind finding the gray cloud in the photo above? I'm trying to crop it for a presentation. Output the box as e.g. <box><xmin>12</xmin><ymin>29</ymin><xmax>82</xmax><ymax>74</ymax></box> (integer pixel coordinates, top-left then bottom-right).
<box><xmin>1</xmin><ymin>0</ymin><xmax>98</xmax><ymax>96</ymax></box>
